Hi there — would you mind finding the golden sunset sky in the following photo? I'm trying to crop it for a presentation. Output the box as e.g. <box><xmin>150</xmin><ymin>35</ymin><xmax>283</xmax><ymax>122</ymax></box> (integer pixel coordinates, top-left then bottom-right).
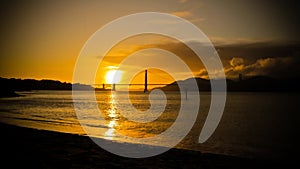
<box><xmin>1</xmin><ymin>0</ymin><xmax>299</xmax><ymax>85</ymax></box>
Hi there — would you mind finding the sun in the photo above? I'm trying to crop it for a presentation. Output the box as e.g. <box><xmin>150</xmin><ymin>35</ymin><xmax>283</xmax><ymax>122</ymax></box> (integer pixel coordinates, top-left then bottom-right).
<box><xmin>105</xmin><ymin>70</ymin><xmax>122</xmax><ymax>84</ymax></box>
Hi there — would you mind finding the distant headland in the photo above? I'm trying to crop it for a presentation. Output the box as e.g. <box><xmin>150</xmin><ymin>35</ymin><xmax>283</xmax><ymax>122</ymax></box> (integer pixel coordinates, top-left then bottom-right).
<box><xmin>0</xmin><ymin>77</ymin><xmax>93</xmax><ymax>98</ymax></box>
<box><xmin>157</xmin><ymin>76</ymin><xmax>300</xmax><ymax>92</ymax></box>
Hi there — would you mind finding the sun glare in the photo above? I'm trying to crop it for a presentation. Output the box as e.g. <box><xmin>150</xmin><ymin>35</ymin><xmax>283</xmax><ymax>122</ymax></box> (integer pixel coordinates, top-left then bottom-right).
<box><xmin>105</xmin><ymin>70</ymin><xmax>122</xmax><ymax>84</ymax></box>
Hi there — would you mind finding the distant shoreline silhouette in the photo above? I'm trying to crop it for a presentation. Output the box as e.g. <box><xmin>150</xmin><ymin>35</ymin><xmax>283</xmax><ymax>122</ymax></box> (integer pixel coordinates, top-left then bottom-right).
<box><xmin>157</xmin><ymin>76</ymin><xmax>300</xmax><ymax>92</ymax></box>
<box><xmin>0</xmin><ymin>77</ymin><xmax>93</xmax><ymax>97</ymax></box>
<box><xmin>1</xmin><ymin>76</ymin><xmax>299</xmax><ymax>97</ymax></box>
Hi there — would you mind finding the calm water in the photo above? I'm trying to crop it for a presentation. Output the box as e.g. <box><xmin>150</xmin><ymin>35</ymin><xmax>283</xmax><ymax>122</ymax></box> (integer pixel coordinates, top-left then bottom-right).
<box><xmin>0</xmin><ymin>90</ymin><xmax>299</xmax><ymax>159</ymax></box>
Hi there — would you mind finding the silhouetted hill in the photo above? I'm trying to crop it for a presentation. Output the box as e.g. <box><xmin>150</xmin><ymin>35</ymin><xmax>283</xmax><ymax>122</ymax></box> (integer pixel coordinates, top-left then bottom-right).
<box><xmin>0</xmin><ymin>77</ymin><xmax>93</xmax><ymax>97</ymax></box>
<box><xmin>158</xmin><ymin>76</ymin><xmax>300</xmax><ymax>92</ymax></box>
<box><xmin>156</xmin><ymin>78</ymin><xmax>211</xmax><ymax>91</ymax></box>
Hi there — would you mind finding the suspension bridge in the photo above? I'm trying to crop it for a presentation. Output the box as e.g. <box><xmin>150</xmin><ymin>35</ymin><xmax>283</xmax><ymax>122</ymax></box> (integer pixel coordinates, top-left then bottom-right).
<box><xmin>94</xmin><ymin>70</ymin><xmax>178</xmax><ymax>93</ymax></box>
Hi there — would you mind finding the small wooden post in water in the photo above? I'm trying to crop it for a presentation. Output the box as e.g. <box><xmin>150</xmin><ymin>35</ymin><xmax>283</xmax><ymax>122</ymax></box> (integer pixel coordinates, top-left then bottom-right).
<box><xmin>112</xmin><ymin>83</ymin><xmax>116</xmax><ymax>91</ymax></box>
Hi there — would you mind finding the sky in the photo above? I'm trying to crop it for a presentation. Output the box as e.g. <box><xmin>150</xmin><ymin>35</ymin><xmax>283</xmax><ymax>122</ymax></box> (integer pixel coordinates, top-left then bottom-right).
<box><xmin>0</xmin><ymin>0</ymin><xmax>299</xmax><ymax>84</ymax></box>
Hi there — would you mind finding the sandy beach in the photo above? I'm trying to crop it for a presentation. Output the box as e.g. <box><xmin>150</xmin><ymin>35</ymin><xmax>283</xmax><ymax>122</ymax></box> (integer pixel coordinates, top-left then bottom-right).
<box><xmin>1</xmin><ymin>123</ymin><xmax>292</xmax><ymax>169</ymax></box>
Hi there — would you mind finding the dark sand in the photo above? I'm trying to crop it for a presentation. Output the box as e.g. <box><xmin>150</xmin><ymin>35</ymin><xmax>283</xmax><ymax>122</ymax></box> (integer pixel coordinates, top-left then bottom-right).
<box><xmin>1</xmin><ymin>123</ymin><xmax>291</xmax><ymax>169</ymax></box>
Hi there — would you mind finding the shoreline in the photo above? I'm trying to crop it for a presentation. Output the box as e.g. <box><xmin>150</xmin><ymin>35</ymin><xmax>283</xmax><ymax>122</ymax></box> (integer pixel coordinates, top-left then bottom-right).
<box><xmin>0</xmin><ymin>122</ymin><xmax>290</xmax><ymax>169</ymax></box>
<box><xmin>0</xmin><ymin>90</ymin><xmax>20</xmax><ymax>98</ymax></box>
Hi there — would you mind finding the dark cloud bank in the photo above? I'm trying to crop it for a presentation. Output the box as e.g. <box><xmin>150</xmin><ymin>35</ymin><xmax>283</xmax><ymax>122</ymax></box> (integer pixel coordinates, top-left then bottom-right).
<box><xmin>215</xmin><ymin>41</ymin><xmax>300</xmax><ymax>79</ymax></box>
<box><xmin>156</xmin><ymin>40</ymin><xmax>300</xmax><ymax>80</ymax></box>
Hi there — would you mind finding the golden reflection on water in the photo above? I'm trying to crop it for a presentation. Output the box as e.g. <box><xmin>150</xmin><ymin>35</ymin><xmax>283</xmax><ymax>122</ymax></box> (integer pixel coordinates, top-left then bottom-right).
<box><xmin>100</xmin><ymin>91</ymin><xmax>180</xmax><ymax>139</ymax></box>
<box><xmin>104</xmin><ymin>92</ymin><xmax>118</xmax><ymax>140</ymax></box>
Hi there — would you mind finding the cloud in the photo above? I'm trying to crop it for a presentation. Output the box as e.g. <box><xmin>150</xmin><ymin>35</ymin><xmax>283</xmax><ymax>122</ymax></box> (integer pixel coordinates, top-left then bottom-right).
<box><xmin>197</xmin><ymin>68</ymin><xmax>208</xmax><ymax>78</ymax></box>
<box><xmin>225</xmin><ymin>56</ymin><xmax>298</xmax><ymax>79</ymax></box>
<box><xmin>198</xmin><ymin>40</ymin><xmax>300</xmax><ymax>79</ymax></box>
<box><xmin>229</xmin><ymin>57</ymin><xmax>244</xmax><ymax>71</ymax></box>
<box><xmin>179</xmin><ymin>0</ymin><xmax>188</xmax><ymax>3</ymax></box>
<box><xmin>170</xmin><ymin>11</ymin><xmax>193</xmax><ymax>18</ymax></box>
<box><xmin>170</xmin><ymin>10</ymin><xmax>204</xmax><ymax>23</ymax></box>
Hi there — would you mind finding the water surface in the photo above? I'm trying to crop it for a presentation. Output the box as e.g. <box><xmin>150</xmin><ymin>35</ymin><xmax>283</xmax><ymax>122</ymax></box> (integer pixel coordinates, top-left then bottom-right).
<box><xmin>0</xmin><ymin>90</ymin><xmax>298</xmax><ymax>159</ymax></box>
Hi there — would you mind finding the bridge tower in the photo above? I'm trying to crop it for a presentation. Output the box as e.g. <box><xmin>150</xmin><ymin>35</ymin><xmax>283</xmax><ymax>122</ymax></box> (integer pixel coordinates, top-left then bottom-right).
<box><xmin>144</xmin><ymin>69</ymin><xmax>148</xmax><ymax>93</ymax></box>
